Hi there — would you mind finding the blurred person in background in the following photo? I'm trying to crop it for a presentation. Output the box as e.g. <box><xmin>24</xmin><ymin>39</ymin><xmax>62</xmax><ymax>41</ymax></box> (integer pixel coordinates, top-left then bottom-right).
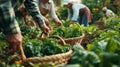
<box><xmin>63</xmin><ymin>0</ymin><xmax>92</xmax><ymax>27</ymax></box>
<box><xmin>102</xmin><ymin>7</ymin><xmax>115</xmax><ymax>18</ymax></box>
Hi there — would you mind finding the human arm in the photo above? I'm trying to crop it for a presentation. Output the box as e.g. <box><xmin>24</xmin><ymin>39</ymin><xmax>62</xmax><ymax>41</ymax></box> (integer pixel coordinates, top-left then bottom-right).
<box><xmin>70</xmin><ymin>5</ymin><xmax>80</xmax><ymax>23</ymax></box>
<box><xmin>24</xmin><ymin>0</ymin><xmax>50</xmax><ymax>34</ymax></box>
<box><xmin>0</xmin><ymin>1</ymin><xmax>26</xmax><ymax>60</ymax></box>
<box><xmin>67</xmin><ymin>9</ymin><xmax>75</xmax><ymax>24</ymax></box>
<box><xmin>49</xmin><ymin>1</ymin><xmax>62</xmax><ymax>26</ymax></box>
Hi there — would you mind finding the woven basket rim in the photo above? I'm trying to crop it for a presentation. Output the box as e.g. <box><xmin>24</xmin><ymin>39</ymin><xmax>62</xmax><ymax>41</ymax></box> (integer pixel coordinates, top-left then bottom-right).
<box><xmin>39</xmin><ymin>34</ymin><xmax>85</xmax><ymax>42</ymax></box>
<box><xmin>23</xmin><ymin>49</ymin><xmax>72</xmax><ymax>62</ymax></box>
<box><xmin>56</xmin><ymin>33</ymin><xmax>85</xmax><ymax>40</ymax></box>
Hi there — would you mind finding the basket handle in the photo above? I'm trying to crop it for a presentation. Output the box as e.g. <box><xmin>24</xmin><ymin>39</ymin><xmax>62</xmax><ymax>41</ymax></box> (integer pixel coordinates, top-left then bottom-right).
<box><xmin>49</xmin><ymin>35</ymin><xmax>66</xmax><ymax>45</ymax></box>
<box><xmin>39</xmin><ymin>32</ymin><xmax>66</xmax><ymax>45</ymax></box>
<box><xmin>39</xmin><ymin>32</ymin><xmax>49</xmax><ymax>38</ymax></box>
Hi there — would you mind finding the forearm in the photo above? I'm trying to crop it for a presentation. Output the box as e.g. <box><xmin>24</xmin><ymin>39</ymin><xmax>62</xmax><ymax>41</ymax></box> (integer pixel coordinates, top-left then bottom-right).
<box><xmin>71</xmin><ymin>7</ymin><xmax>79</xmax><ymax>21</ymax></box>
<box><xmin>24</xmin><ymin>0</ymin><xmax>45</xmax><ymax>27</ymax></box>
<box><xmin>53</xmin><ymin>18</ymin><xmax>62</xmax><ymax>26</ymax></box>
<box><xmin>54</xmin><ymin>18</ymin><xmax>60</xmax><ymax>22</ymax></box>
<box><xmin>49</xmin><ymin>1</ymin><xmax>59</xmax><ymax>20</ymax></box>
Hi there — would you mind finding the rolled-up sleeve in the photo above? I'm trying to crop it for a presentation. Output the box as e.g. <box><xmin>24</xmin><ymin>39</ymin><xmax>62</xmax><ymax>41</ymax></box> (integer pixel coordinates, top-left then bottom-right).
<box><xmin>24</xmin><ymin>0</ymin><xmax>45</xmax><ymax>27</ymax></box>
<box><xmin>49</xmin><ymin>1</ymin><xmax>58</xmax><ymax>19</ymax></box>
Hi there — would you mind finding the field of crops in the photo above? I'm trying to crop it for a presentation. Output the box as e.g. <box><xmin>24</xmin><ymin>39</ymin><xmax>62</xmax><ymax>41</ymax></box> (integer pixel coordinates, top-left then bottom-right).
<box><xmin>0</xmin><ymin>15</ymin><xmax>120</xmax><ymax>67</ymax></box>
<box><xmin>0</xmin><ymin>0</ymin><xmax>120</xmax><ymax>67</ymax></box>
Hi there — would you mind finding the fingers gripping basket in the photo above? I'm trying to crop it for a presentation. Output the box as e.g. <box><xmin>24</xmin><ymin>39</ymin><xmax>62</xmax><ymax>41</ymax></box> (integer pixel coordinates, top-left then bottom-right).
<box><xmin>23</xmin><ymin>35</ymin><xmax>72</xmax><ymax>65</ymax></box>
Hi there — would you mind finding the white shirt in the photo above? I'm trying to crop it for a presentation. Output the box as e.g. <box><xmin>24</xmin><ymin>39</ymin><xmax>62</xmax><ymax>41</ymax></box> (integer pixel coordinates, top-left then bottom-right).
<box><xmin>39</xmin><ymin>0</ymin><xmax>58</xmax><ymax>19</ymax></box>
<box><xmin>105</xmin><ymin>9</ymin><xmax>115</xmax><ymax>18</ymax></box>
<box><xmin>68</xmin><ymin>3</ymin><xmax>86</xmax><ymax>21</ymax></box>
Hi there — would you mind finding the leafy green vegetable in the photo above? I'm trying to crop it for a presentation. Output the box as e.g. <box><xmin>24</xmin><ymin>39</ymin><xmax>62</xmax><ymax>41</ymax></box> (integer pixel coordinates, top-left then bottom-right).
<box><xmin>24</xmin><ymin>40</ymin><xmax>43</xmax><ymax>57</ymax></box>
<box><xmin>50</xmin><ymin>24</ymin><xmax>83</xmax><ymax>38</ymax></box>
<box><xmin>70</xmin><ymin>43</ymin><xmax>100</xmax><ymax>67</ymax></box>
<box><xmin>23</xmin><ymin>37</ymin><xmax>71</xmax><ymax>57</ymax></box>
<box><xmin>20</xmin><ymin>26</ymin><xmax>41</xmax><ymax>38</ymax></box>
<box><xmin>41</xmin><ymin>38</ymin><xmax>71</xmax><ymax>56</ymax></box>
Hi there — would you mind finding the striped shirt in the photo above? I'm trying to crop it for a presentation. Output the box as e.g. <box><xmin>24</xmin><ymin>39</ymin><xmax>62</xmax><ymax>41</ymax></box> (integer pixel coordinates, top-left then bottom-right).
<box><xmin>0</xmin><ymin>0</ymin><xmax>45</xmax><ymax>34</ymax></box>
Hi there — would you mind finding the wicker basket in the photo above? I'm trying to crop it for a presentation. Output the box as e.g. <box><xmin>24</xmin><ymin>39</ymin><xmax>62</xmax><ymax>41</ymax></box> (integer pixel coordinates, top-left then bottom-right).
<box><xmin>23</xmin><ymin>35</ymin><xmax>72</xmax><ymax>66</ymax></box>
<box><xmin>39</xmin><ymin>33</ymin><xmax>85</xmax><ymax>46</ymax></box>
<box><xmin>23</xmin><ymin>50</ymin><xmax>72</xmax><ymax>65</ymax></box>
<box><xmin>58</xmin><ymin>34</ymin><xmax>85</xmax><ymax>46</ymax></box>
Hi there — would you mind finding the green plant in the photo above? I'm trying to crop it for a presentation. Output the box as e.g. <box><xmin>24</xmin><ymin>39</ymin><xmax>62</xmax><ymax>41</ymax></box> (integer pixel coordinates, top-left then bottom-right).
<box><xmin>56</xmin><ymin>6</ymin><xmax>68</xmax><ymax>20</ymax></box>
<box><xmin>20</xmin><ymin>26</ymin><xmax>41</xmax><ymax>38</ymax></box>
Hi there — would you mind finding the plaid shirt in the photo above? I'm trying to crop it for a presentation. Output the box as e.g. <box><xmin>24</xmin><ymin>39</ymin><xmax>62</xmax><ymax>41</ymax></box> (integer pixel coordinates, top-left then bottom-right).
<box><xmin>0</xmin><ymin>0</ymin><xmax>45</xmax><ymax>34</ymax></box>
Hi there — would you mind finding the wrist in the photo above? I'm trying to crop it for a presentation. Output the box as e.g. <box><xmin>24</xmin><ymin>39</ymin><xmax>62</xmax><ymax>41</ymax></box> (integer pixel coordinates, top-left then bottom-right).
<box><xmin>54</xmin><ymin>18</ymin><xmax>59</xmax><ymax>22</ymax></box>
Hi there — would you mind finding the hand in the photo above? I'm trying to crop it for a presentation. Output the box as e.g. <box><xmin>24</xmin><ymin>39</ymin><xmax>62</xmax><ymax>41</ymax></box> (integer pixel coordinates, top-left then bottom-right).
<box><xmin>24</xmin><ymin>16</ymin><xmax>31</xmax><ymax>25</ymax></box>
<box><xmin>54</xmin><ymin>18</ymin><xmax>62</xmax><ymax>26</ymax></box>
<box><xmin>56</xmin><ymin>21</ymin><xmax>62</xmax><ymax>26</ymax></box>
<box><xmin>6</xmin><ymin>33</ymin><xmax>27</xmax><ymax>60</ymax></box>
<box><xmin>44</xmin><ymin>17</ymin><xmax>49</xmax><ymax>25</ymax></box>
<box><xmin>6</xmin><ymin>33</ymin><xmax>23</xmax><ymax>51</ymax></box>
<box><xmin>41</xmin><ymin>25</ymin><xmax>50</xmax><ymax>35</ymax></box>
<box><xmin>44</xmin><ymin>18</ymin><xmax>52</xmax><ymax>31</ymax></box>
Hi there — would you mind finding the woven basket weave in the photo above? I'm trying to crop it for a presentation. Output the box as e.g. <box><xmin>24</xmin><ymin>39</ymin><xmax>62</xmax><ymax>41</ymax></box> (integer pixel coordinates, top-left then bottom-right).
<box><xmin>58</xmin><ymin>34</ymin><xmax>85</xmax><ymax>46</ymax></box>
<box><xmin>23</xmin><ymin>50</ymin><xmax>72</xmax><ymax>65</ymax></box>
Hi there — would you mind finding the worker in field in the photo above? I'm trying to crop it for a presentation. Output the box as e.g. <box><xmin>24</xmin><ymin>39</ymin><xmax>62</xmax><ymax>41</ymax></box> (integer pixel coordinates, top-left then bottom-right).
<box><xmin>22</xmin><ymin>0</ymin><xmax>62</xmax><ymax>31</ymax></box>
<box><xmin>63</xmin><ymin>0</ymin><xmax>92</xmax><ymax>27</ymax></box>
<box><xmin>102</xmin><ymin>7</ymin><xmax>115</xmax><ymax>18</ymax></box>
<box><xmin>0</xmin><ymin>0</ymin><xmax>50</xmax><ymax>60</ymax></box>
